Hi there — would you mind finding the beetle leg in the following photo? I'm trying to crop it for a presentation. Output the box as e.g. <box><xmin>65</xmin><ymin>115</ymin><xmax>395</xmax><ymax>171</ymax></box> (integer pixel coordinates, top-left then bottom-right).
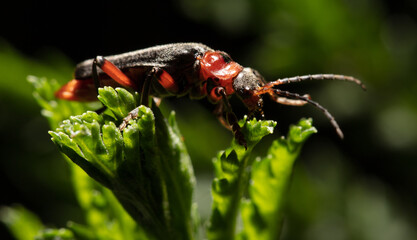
<box><xmin>227</xmin><ymin>110</ymin><xmax>247</xmax><ymax>149</ymax></box>
<box><xmin>119</xmin><ymin>107</ymin><xmax>140</xmax><ymax>131</ymax></box>
<box><xmin>117</xmin><ymin>69</ymin><xmax>155</xmax><ymax>130</ymax></box>
<box><xmin>89</xmin><ymin>60</ymin><xmax>109</xmax><ymax>113</ymax></box>
<box><xmin>153</xmin><ymin>97</ymin><xmax>162</xmax><ymax>107</ymax></box>
<box><xmin>140</xmin><ymin>68</ymin><xmax>154</xmax><ymax>106</ymax></box>
<box><xmin>118</xmin><ymin>76</ymin><xmax>153</xmax><ymax>131</ymax></box>
<box><xmin>140</xmin><ymin>67</ymin><xmax>178</xmax><ymax>105</ymax></box>
<box><xmin>92</xmin><ymin>58</ymin><xmax>102</xmax><ymax>94</ymax></box>
<box><xmin>119</xmin><ymin>67</ymin><xmax>176</xmax><ymax>130</ymax></box>
<box><xmin>214</xmin><ymin>103</ymin><xmax>232</xmax><ymax>131</ymax></box>
<box><xmin>215</xmin><ymin>87</ymin><xmax>247</xmax><ymax>149</ymax></box>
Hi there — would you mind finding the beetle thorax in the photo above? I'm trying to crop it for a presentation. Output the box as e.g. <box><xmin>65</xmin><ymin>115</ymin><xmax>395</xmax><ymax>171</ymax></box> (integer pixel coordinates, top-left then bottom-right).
<box><xmin>199</xmin><ymin>51</ymin><xmax>243</xmax><ymax>95</ymax></box>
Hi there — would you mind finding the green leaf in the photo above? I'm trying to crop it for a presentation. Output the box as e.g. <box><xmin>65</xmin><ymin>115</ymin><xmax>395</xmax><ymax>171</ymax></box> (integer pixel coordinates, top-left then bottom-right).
<box><xmin>0</xmin><ymin>205</ymin><xmax>44</xmax><ymax>240</ymax></box>
<box><xmin>69</xmin><ymin>166</ymin><xmax>144</xmax><ymax>240</ymax></box>
<box><xmin>66</xmin><ymin>222</ymin><xmax>95</xmax><ymax>240</ymax></box>
<box><xmin>97</xmin><ymin>87</ymin><xmax>137</xmax><ymax>119</ymax></box>
<box><xmin>27</xmin><ymin>76</ymin><xmax>96</xmax><ymax>129</ymax></box>
<box><xmin>207</xmin><ymin>117</ymin><xmax>276</xmax><ymax>240</ymax></box>
<box><xmin>240</xmin><ymin>118</ymin><xmax>317</xmax><ymax>240</ymax></box>
<box><xmin>49</xmin><ymin>85</ymin><xmax>196</xmax><ymax>240</ymax></box>
<box><xmin>29</xmin><ymin>77</ymin><xmax>317</xmax><ymax>240</ymax></box>
<box><xmin>29</xmin><ymin>77</ymin><xmax>149</xmax><ymax>239</ymax></box>
<box><xmin>35</xmin><ymin>228</ymin><xmax>75</xmax><ymax>240</ymax></box>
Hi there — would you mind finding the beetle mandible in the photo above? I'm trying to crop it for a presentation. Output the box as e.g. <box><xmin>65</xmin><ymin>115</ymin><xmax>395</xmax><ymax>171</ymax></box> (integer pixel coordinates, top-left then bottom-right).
<box><xmin>55</xmin><ymin>43</ymin><xmax>366</xmax><ymax>148</ymax></box>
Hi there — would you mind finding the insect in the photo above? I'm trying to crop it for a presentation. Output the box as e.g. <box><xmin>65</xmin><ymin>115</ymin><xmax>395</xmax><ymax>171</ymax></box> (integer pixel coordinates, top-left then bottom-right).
<box><xmin>56</xmin><ymin>43</ymin><xmax>366</xmax><ymax>148</ymax></box>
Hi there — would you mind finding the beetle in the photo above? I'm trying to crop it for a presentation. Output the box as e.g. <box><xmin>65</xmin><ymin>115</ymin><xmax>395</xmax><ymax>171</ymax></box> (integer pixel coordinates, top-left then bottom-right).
<box><xmin>56</xmin><ymin>42</ymin><xmax>365</xmax><ymax>148</ymax></box>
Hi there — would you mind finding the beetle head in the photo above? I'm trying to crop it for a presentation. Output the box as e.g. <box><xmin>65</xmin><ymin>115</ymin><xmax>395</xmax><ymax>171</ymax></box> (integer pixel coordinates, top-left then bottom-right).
<box><xmin>233</xmin><ymin>67</ymin><xmax>265</xmax><ymax>112</ymax></box>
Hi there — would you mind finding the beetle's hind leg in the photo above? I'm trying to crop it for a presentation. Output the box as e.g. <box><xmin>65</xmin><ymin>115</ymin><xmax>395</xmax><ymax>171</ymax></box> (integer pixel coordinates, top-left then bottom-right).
<box><xmin>92</xmin><ymin>58</ymin><xmax>108</xmax><ymax>114</ymax></box>
<box><xmin>118</xmin><ymin>67</ymin><xmax>178</xmax><ymax>131</ymax></box>
<box><xmin>118</xmin><ymin>68</ymin><xmax>155</xmax><ymax>131</ymax></box>
<box><xmin>90</xmin><ymin>56</ymin><xmax>151</xmax><ymax>131</ymax></box>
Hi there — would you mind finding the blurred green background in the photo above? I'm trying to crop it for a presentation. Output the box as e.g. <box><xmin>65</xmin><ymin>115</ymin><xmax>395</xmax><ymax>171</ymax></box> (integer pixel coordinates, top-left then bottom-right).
<box><xmin>1</xmin><ymin>0</ymin><xmax>417</xmax><ymax>239</ymax></box>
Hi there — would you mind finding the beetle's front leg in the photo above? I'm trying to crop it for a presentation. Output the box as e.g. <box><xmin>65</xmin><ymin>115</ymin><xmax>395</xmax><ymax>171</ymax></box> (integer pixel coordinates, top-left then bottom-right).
<box><xmin>118</xmin><ymin>68</ymin><xmax>157</xmax><ymax>131</ymax></box>
<box><xmin>227</xmin><ymin>111</ymin><xmax>247</xmax><ymax>149</ymax></box>
<box><xmin>119</xmin><ymin>107</ymin><xmax>140</xmax><ymax>131</ymax></box>
<box><xmin>214</xmin><ymin>87</ymin><xmax>247</xmax><ymax>149</ymax></box>
<box><xmin>119</xmin><ymin>67</ymin><xmax>178</xmax><ymax>131</ymax></box>
<box><xmin>213</xmin><ymin>103</ymin><xmax>232</xmax><ymax>131</ymax></box>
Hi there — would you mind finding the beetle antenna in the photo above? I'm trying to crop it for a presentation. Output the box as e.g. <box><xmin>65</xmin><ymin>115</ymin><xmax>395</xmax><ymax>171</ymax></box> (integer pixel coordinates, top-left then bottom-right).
<box><xmin>273</xmin><ymin>89</ymin><xmax>344</xmax><ymax>139</ymax></box>
<box><xmin>266</xmin><ymin>74</ymin><xmax>366</xmax><ymax>90</ymax></box>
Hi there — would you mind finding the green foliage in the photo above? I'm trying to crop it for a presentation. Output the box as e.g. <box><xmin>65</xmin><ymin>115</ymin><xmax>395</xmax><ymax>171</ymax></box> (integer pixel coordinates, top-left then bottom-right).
<box><xmin>2</xmin><ymin>0</ymin><xmax>417</xmax><ymax>238</ymax></box>
<box><xmin>25</xmin><ymin>77</ymin><xmax>147</xmax><ymax>240</ymax></box>
<box><xmin>0</xmin><ymin>205</ymin><xmax>43</xmax><ymax>240</ymax></box>
<box><xmin>49</xmin><ymin>86</ymin><xmax>196</xmax><ymax>239</ymax></box>
<box><xmin>27</xmin><ymin>76</ymin><xmax>94</xmax><ymax>129</ymax></box>
<box><xmin>207</xmin><ymin>117</ymin><xmax>276</xmax><ymax>240</ymax></box>
<box><xmin>240</xmin><ymin>119</ymin><xmax>317</xmax><ymax>240</ymax></box>
<box><xmin>207</xmin><ymin>118</ymin><xmax>316</xmax><ymax>240</ymax></box>
<box><xmin>2</xmin><ymin>77</ymin><xmax>315</xmax><ymax>240</ymax></box>
<box><xmin>36</xmin><ymin>228</ymin><xmax>75</xmax><ymax>240</ymax></box>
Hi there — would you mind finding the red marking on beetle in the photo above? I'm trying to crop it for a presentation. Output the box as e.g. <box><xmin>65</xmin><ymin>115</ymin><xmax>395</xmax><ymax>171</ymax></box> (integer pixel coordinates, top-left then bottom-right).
<box><xmin>100</xmin><ymin>59</ymin><xmax>137</xmax><ymax>89</ymax></box>
<box><xmin>158</xmin><ymin>70</ymin><xmax>178</xmax><ymax>93</ymax></box>
<box><xmin>199</xmin><ymin>51</ymin><xmax>243</xmax><ymax>95</ymax></box>
<box><xmin>55</xmin><ymin>79</ymin><xmax>97</xmax><ymax>101</ymax></box>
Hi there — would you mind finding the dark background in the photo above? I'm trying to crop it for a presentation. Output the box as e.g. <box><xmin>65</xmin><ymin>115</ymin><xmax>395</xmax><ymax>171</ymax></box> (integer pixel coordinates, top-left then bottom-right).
<box><xmin>1</xmin><ymin>0</ymin><xmax>417</xmax><ymax>239</ymax></box>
